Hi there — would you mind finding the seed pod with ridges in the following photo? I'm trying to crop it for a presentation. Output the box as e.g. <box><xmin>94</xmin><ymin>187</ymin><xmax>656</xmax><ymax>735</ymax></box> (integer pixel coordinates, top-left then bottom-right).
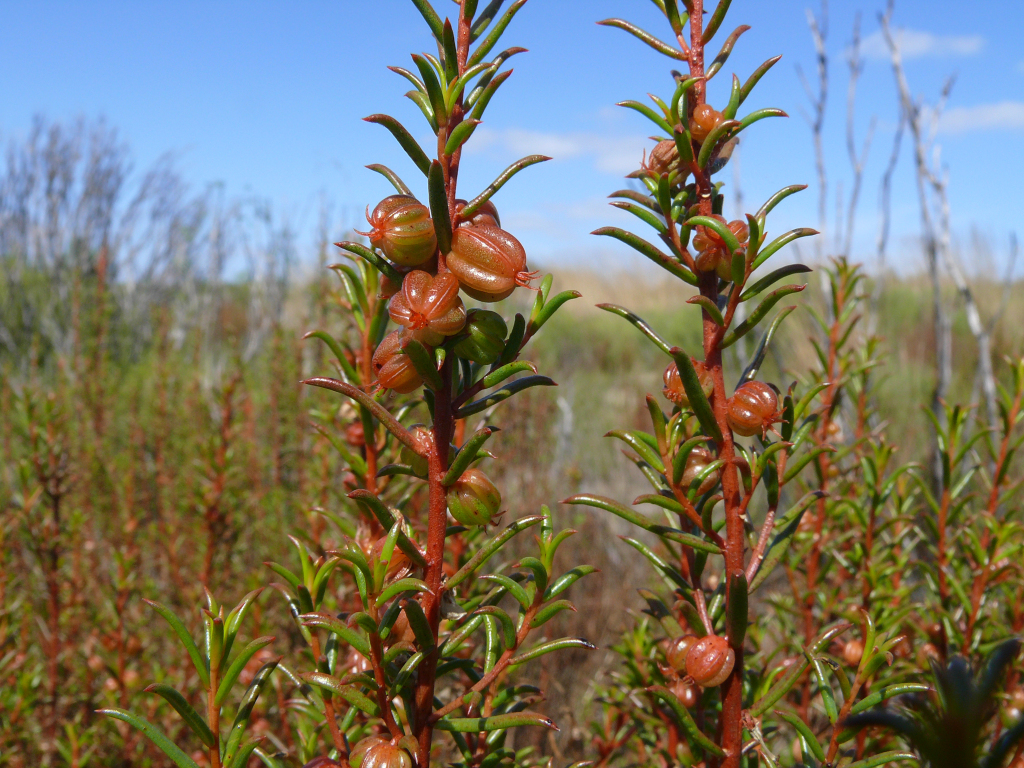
<box><xmin>663</xmin><ymin>358</ymin><xmax>714</xmax><ymax>406</ymax></box>
<box><xmin>685</xmin><ymin>634</ymin><xmax>735</xmax><ymax>687</ymax></box>
<box><xmin>666</xmin><ymin>634</ymin><xmax>698</xmax><ymax>672</ymax></box>
<box><xmin>454</xmin><ymin>308</ymin><xmax>508</xmax><ymax>364</ymax></box>
<box><xmin>388</xmin><ymin>270</ymin><xmax>467</xmax><ymax>346</ymax></box>
<box><xmin>646</xmin><ymin>139</ymin><xmax>680</xmax><ymax>176</ymax></box>
<box><xmin>689</xmin><ymin>103</ymin><xmax>723</xmax><ymax>143</ymax></box>
<box><xmin>454</xmin><ymin>198</ymin><xmax>501</xmax><ymax>228</ymax></box>
<box><xmin>371</xmin><ymin>330</ymin><xmax>425</xmax><ymax>394</ymax></box>
<box><xmin>681</xmin><ymin>446</ymin><xmax>720</xmax><ymax>495</ymax></box>
<box><xmin>377</xmin><ymin>273</ymin><xmax>402</xmax><ymax>300</ymax></box>
<box><xmin>350</xmin><ymin>737</ymin><xmax>414</xmax><ymax>768</ymax></box>
<box><xmin>302</xmin><ymin>758</ymin><xmax>344</xmax><ymax>768</ymax></box>
<box><xmin>727</xmin><ymin>381</ymin><xmax>781</xmax><ymax>437</ymax></box>
<box><xmin>446</xmin><ymin>468</ymin><xmax>501</xmax><ymax>526</ymax></box>
<box><xmin>447</xmin><ymin>224</ymin><xmax>537</xmax><ymax>302</ymax></box>
<box><xmin>361</xmin><ymin>195</ymin><xmax>437</xmax><ymax>267</ymax></box>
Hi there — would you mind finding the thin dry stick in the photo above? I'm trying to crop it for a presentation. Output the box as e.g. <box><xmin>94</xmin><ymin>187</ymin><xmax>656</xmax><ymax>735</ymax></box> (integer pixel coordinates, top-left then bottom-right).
<box><xmin>843</xmin><ymin>13</ymin><xmax>875</xmax><ymax>259</ymax></box>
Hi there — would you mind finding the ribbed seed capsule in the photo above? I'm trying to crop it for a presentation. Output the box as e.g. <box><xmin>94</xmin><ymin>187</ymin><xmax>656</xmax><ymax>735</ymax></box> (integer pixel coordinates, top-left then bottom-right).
<box><xmin>388</xmin><ymin>271</ymin><xmax>467</xmax><ymax>346</ymax></box>
<box><xmin>666</xmin><ymin>634</ymin><xmax>698</xmax><ymax>672</ymax></box>
<box><xmin>350</xmin><ymin>737</ymin><xmax>414</xmax><ymax>768</ymax></box>
<box><xmin>447</xmin><ymin>224</ymin><xmax>537</xmax><ymax>302</ymax></box>
<box><xmin>454</xmin><ymin>309</ymin><xmax>508</xmax><ymax>364</ymax></box>
<box><xmin>663</xmin><ymin>359</ymin><xmax>714</xmax><ymax>406</ymax></box>
<box><xmin>447</xmin><ymin>468</ymin><xmax>502</xmax><ymax>526</ymax></box>
<box><xmin>361</xmin><ymin>195</ymin><xmax>437</xmax><ymax>267</ymax></box>
<box><xmin>371</xmin><ymin>330</ymin><xmax>425</xmax><ymax>394</ymax></box>
<box><xmin>842</xmin><ymin>639</ymin><xmax>864</xmax><ymax>667</ymax></box>
<box><xmin>454</xmin><ymin>198</ymin><xmax>501</xmax><ymax>228</ymax></box>
<box><xmin>693</xmin><ymin>217</ymin><xmax>750</xmax><ymax>281</ymax></box>
<box><xmin>646</xmin><ymin>139</ymin><xmax>680</xmax><ymax>176</ymax></box>
<box><xmin>727</xmin><ymin>381</ymin><xmax>782</xmax><ymax>437</ymax></box>
<box><xmin>685</xmin><ymin>634</ymin><xmax>735</xmax><ymax>687</ymax></box>
<box><xmin>670</xmin><ymin>679</ymin><xmax>699</xmax><ymax>708</ymax></box>
<box><xmin>681</xmin><ymin>446</ymin><xmax>720</xmax><ymax>495</ymax></box>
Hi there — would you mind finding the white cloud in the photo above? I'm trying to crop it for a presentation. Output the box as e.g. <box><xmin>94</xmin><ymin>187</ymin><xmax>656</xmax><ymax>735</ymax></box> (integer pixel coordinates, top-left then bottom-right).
<box><xmin>940</xmin><ymin>101</ymin><xmax>1024</xmax><ymax>133</ymax></box>
<box><xmin>860</xmin><ymin>28</ymin><xmax>984</xmax><ymax>60</ymax></box>
<box><xmin>471</xmin><ymin>127</ymin><xmax>649</xmax><ymax>175</ymax></box>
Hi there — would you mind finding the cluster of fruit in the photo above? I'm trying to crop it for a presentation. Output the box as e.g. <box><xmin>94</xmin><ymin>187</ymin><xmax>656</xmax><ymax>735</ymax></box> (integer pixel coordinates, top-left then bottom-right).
<box><xmin>360</xmin><ymin>195</ymin><xmax>532</xmax><ymax>394</ymax></box>
<box><xmin>355</xmin><ymin>195</ymin><xmax>535</xmax><ymax>528</ymax></box>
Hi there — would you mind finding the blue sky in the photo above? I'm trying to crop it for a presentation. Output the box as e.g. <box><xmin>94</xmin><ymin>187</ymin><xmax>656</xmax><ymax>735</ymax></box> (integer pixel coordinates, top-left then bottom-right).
<box><xmin>2</xmin><ymin>0</ymin><xmax>1022</xmax><ymax>274</ymax></box>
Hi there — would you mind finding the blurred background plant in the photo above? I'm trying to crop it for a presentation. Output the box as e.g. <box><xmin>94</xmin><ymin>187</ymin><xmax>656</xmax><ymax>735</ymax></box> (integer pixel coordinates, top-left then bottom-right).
<box><xmin>2</xmin><ymin>1</ymin><xmax>1024</xmax><ymax>767</ymax></box>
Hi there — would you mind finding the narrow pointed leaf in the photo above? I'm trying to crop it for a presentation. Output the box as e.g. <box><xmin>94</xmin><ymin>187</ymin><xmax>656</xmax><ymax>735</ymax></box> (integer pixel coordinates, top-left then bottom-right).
<box><xmin>740</xmin><ymin>55</ymin><xmax>782</xmax><ymax>105</ymax></box>
<box><xmin>593</xmin><ymin>227</ymin><xmax>697</xmax><ymax>284</ymax></box>
<box><xmin>445</xmin><ymin>427</ymin><xmax>497</xmax><ymax>485</ymax></box>
<box><xmin>722</xmin><ymin>289</ymin><xmax>804</xmax><ymax>348</ymax></box>
<box><xmin>597</xmin><ymin>18</ymin><xmax>684</xmax><ymax>60</ymax></box>
<box><xmin>143</xmin><ymin>685</ymin><xmax>216</xmax><ymax>749</ymax></box>
<box><xmin>462</xmin><ymin>155</ymin><xmax>551</xmax><ymax>220</ymax></box>
<box><xmin>670</xmin><ymin>348</ymin><xmax>723</xmax><ymax>443</ymax></box>
<box><xmin>648</xmin><ymin>686</ymin><xmax>725</xmax><ymax>757</ymax></box>
<box><xmin>447</xmin><ymin>515</ymin><xmax>545</xmax><ymax>588</ymax></box>
<box><xmin>364</xmin><ymin>115</ymin><xmax>430</xmax><ymax>176</ymax></box>
<box><xmin>99</xmin><ymin>709</ymin><xmax>200</xmax><ymax>768</ymax></box>
<box><xmin>143</xmin><ymin>600</ymin><xmax>209</xmax><ymax>688</ymax></box>
<box><xmin>509</xmin><ymin>637</ymin><xmax>595</xmax><ymax>666</ymax></box>
<box><xmin>467</xmin><ymin>0</ymin><xmax>528</xmax><ymax>67</ymax></box>
<box><xmin>409</xmin><ymin>0</ymin><xmax>444</xmax><ymax>41</ymax></box>
<box><xmin>216</xmin><ymin>636</ymin><xmax>276</xmax><ymax>705</ymax></box>
<box><xmin>303</xmin><ymin>378</ymin><xmax>418</xmax><ymax>452</ymax></box>
<box><xmin>435</xmin><ymin>711</ymin><xmax>558</xmax><ymax>732</ymax></box>
<box><xmin>455</xmin><ymin>376</ymin><xmax>556</xmax><ymax>418</ymax></box>
<box><xmin>596</xmin><ymin>304</ymin><xmax>673</xmax><ymax>356</ymax></box>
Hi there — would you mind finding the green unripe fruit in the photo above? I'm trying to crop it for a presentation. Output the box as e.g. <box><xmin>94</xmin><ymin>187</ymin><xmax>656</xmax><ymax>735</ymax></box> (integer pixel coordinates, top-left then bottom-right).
<box><xmin>454</xmin><ymin>309</ymin><xmax>507</xmax><ymax>364</ymax></box>
<box><xmin>446</xmin><ymin>468</ymin><xmax>501</xmax><ymax>526</ymax></box>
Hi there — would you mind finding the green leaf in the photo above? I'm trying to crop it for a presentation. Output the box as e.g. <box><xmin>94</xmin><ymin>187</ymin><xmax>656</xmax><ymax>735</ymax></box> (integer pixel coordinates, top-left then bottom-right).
<box><xmin>427</xmin><ymin>160</ymin><xmax>453</xmax><ymax>255</ymax></box>
<box><xmin>467</xmin><ymin>0</ymin><xmax>528</xmax><ymax>68</ymax></box>
<box><xmin>300</xmin><ymin>672</ymin><xmax>379</xmax><ymax>715</ymax></box>
<box><xmin>435</xmin><ymin>711</ymin><xmax>558</xmax><ymax>732</ymax></box>
<box><xmin>617</xmin><ymin>99</ymin><xmax>674</xmax><ymax>135</ymax></box>
<box><xmin>751</xmin><ymin>228</ymin><xmax>819</xmax><ymax>271</ymax></box>
<box><xmin>685</xmin><ymin>215</ymin><xmax>740</xmax><ymax>254</ymax></box>
<box><xmin>545</xmin><ymin>565</ymin><xmax>598</xmax><ymax>600</ymax></box>
<box><xmin>607</xmin><ymin>430</ymin><xmax>665</xmax><ymax>473</ymax></box>
<box><xmin>596</xmin><ymin>304</ymin><xmax>673</xmax><ymax>356</ymax></box>
<box><xmin>455</xmin><ymin>376</ymin><xmax>556</xmax><ymax>418</ymax></box>
<box><xmin>447</xmin><ymin>514</ymin><xmax>545</xmax><ymax>589</ymax></box>
<box><xmin>687</xmin><ymin>294</ymin><xmax>725</xmax><ymax>326</ymax></box>
<box><xmin>597</xmin><ymin>18</ymin><xmax>684</xmax><ymax>60</ymax></box>
<box><xmin>726</xmin><ymin>572</ymin><xmax>748</xmax><ymax>646</ymax></box>
<box><xmin>701</xmin><ymin>0</ymin><xmax>733</xmax><ymax>44</ymax></box>
<box><xmin>844</xmin><ymin>752</ymin><xmax>918</xmax><ymax>768</ymax></box>
<box><xmin>722</xmin><ymin>288</ymin><xmax>804</xmax><ymax>348</ymax></box>
<box><xmin>143</xmin><ymin>600</ymin><xmax>209</xmax><ymax>688</ymax></box>
<box><xmin>143</xmin><ymin>685</ymin><xmax>216</xmax><ymax>749</ymax></box>
<box><xmin>481</xmin><ymin>573</ymin><xmax>532</xmax><ymax>609</ymax></box>
<box><xmin>334</xmin><ymin>240</ymin><xmax>403</xmax><ymax>284</ymax></box>
<box><xmin>592</xmin><ymin>227</ymin><xmax>697</xmax><ymax>284</ymax></box>
<box><xmin>461</xmin><ymin>155</ymin><xmax>550</xmax><ymax>220</ymax></box>
<box><xmin>475</xmin><ymin>605</ymin><xmax>517</xmax><ymax>648</ymax></box>
<box><xmin>303</xmin><ymin>378</ymin><xmax>420</xmax><ymax>453</ymax></box>
<box><xmin>222</xmin><ymin>659</ymin><xmax>279</xmax><ymax>767</ymax></box>
<box><xmin>697</xmin><ymin>118</ymin><xmax>740</xmax><ymax>169</ymax></box>
<box><xmin>481</xmin><ymin>361</ymin><xmax>538</xmax><ymax>389</ymax></box>
<box><xmin>216</xmin><ymin>636</ymin><xmax>275</xmax><ymax>705</ymax></box>
<box><xmin>563</xmin><ymin>493</ymin><xmax>662</xmax><ymax>535</ymax></box>
<box><xmin>740</xmin><ymin>264</ymin><xmax>812</xmax><ymax>301</ymax></box>
<box><xmin>401</xmin><ymin>336</ymin><xmax>443</xmax><ymax>392</ymax></box>
<box><xmin>363</xmin><ymin>114</ymin><xmax>431</xmax><ymax>176</ymax></box>
<box><xmin>469</xmin><ymin>69</ymin><xmax>512</xmax><ymax>121</ymax></box>
<box><xmin>756</xmin><ymin>184</ymin><xmax>807</xmax><ymax>220</ymax></box>
<box><xmin>375</xmin><ymin>577</ymin><xmax>431</xmax><ymax>608</ymax></box>
<box><xmin>445</xmin><ymin>119</ymin><xmax>481</xmax><ymax>156</ymax></box>
<box><xmin>775</xmin><ymin>709</ymin><xmax>826</xmax><ymax>763</ymax></box>
<box><xmin>495</xmin><ymin>312</ymin><xmax>526</xmax><ymax>368</ymax></box>
<box><xmin>412</xmin><ymin>54</ymin><xmax>448</xmax><ymax>127</ymax></box>
<box><xmin>299</xmin><ymin>612</ymin><xmax>371</xmax><ymax>658</ymax></box>
<box><xmin>99</xmin><ymin>709</ymin><xmax>200</xmax><ymax>768</ymax></box>
<box><xmin>366</xmin><ymin>164</ymin><xmax>413</xmax><ymax>195</ymax></box>
<box><xmin>670</xmin><ymin>348</ymin><xmax>723</xmax><ymax>443</ymax></box>
<box><xmin>445</xmin><ymin>427</ymin><xmax>498</xmax><ymax>485</ymax></box>
<box><xmin>740</xmin><ymin>55</ymin><xmax>782</xmax><ymax>105</ymax></box>
<box><xmin>226</xmin><ymin>737</ymin><xmax>265</xmax><ymax>768</ymax></box>
<box><xmin>348</xmin><ymin>490</ymin><xmax>428</xmax><ymax>569</ymax></box>
<box><xmin>403</xmin><ymin>599</ymin><xmax>436</xmax><ymax>650</ymax></box>
<box><xmin>749</xmin><ymin>492</ymin><xmax>822</xmax><ymax>591</ymax></box>
<box><xmin>648</xmin><ymin>686</ymin><xmax>725</xmax><ymax>757</ymax></box>
<box><xmin>409</xmin><ymin>0</ymin><xmax>444</xmax><ymax>41</ymax></box>
<box><xmin>509</xmin><ymin>637</ymin><xmax>595</xmax><ymax>666</ymax></box>
<box><xmin>735</xmin><ymin>107</ymin><xmax>787</xmax><ymax>134</ymax></box>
